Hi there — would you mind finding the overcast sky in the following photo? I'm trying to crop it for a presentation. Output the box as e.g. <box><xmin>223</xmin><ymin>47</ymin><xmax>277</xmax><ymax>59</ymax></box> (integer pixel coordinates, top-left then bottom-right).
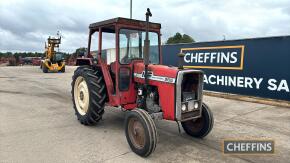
<box><xmin>1</xmin><ymin>0</ymin><xmax>290</xmax><ymax>52</ymax></box>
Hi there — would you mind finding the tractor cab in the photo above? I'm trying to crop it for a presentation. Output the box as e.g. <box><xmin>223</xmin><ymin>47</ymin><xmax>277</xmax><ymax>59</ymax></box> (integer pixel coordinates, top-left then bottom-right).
<box><xmin>76</xmin><ymin>16</ymin><xmax>162</xmax><ymax>106</ymax></box>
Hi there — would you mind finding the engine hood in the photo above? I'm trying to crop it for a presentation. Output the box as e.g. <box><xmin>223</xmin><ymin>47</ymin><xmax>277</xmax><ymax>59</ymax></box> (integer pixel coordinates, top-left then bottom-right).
<box><xmin>133</xmin><ymin>62</ymin><xmax>179</xmax><ymax>83</ymax></box>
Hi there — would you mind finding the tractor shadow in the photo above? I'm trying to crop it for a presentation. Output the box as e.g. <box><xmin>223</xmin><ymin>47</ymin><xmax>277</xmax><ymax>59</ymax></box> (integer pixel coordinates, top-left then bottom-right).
<box><xmin>89</xmin><ymin>107</ymin><xmax>218</xmax><ymax>157</ymax></box>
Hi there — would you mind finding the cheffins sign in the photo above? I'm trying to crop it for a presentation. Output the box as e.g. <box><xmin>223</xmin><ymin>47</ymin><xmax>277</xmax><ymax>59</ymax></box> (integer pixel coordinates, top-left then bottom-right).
<box><xmin>181</xmin><ymin>45</ymin><xmax>244</xmax><ymax>70</ymax></box>
<box><xmin>162</xmin><ymin>36</ymin><xmax>290</xmax><ymax>101</ymax></box>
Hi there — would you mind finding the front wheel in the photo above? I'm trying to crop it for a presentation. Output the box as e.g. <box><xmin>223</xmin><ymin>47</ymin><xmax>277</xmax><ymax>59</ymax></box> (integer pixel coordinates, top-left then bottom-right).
<box><xmin>42</xmin><ymin>63</ymin><xmax>48</xmax><ymax>73</ymax></box>
<box><xmin>60</xmin><ymin>65</ymin><xmax>65</xmax><ymax>73</ymax></box>
<box><xmin>181</xmin><ymin>103</ymin><xmax>214</xmax><ymax>138</ymax></box>
<box><xmin>125</xmin><ymin>109</ymin><xmax>157</xmax><ymax>157</ymax></box>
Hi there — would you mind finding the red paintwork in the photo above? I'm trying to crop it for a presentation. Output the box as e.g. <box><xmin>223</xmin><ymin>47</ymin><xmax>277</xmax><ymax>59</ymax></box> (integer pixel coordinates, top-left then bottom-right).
<box><xmin>97</xmin><ymin>55</ymin><xmax>120</xmax><ymax>106</ymax></box>
<box><xmin>133</xmin><ymin>62</ymin><xmax>178</xmax><ymax>120</ymax></box>
<box><xmin>32</xmin><ymin>58</ymin><xmax>41</xmax><ymax>66</ymax></box>
<box><xmin>79</xmin><ymin>18</ymin><xmax>179</xmax><ymax>121</ymax></box>
<box><xmin>133</xmin><ymin>62</ymin><xmax>178</xmax><ymax>78</ymax></box>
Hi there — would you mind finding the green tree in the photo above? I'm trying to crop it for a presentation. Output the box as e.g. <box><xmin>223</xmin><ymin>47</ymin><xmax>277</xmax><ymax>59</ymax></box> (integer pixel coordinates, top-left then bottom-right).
<box><xmin>166</xmin><ymin>32</ymin><xmax>195</xmax><ymax>44</ymax></box>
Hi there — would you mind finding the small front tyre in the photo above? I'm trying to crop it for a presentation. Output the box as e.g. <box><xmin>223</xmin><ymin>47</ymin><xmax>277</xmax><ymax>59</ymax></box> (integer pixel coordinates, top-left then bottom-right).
<box><xmin>125</xmin><ymin>109</ymin><xmax>157</xmax><ymax>157</ymax></box>
<box><xmin>42</xmin><ymin>64</ymin><xmax>48</xmax><ymax>73</ymax></box>
<box><xmin>60</xmin><ymin>65</ymin><xmax>65</xmax><ymax>73</ymax></box>
<box><xmin>181</xmin><ymin>103</ymin><xmax>214</xmax><ymax>138</ymax></box>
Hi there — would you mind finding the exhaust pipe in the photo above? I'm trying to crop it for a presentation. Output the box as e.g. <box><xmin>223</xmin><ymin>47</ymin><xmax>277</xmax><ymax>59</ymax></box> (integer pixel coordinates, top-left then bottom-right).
<box><xmin>144</xmin><ymin>8</ymin><xmax>152</xmax><ymax>86</ymax></box>
<box><xmin>178</xmin><ymin>53</ymin><xmax>185</xmax><ymax>69</ymax></box>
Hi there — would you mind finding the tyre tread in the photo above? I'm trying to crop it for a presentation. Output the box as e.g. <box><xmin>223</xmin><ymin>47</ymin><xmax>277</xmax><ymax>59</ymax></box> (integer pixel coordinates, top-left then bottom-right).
<box><xmin>71</xmin><ymin>66</ymin><xmax>106</xmax><ymax>126</ymax></box>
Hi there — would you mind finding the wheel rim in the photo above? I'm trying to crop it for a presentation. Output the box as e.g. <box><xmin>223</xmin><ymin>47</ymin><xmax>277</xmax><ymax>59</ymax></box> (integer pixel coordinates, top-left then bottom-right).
<box><xmin>74</xmin><ymin>76</ymin><xmax>89</xmax><ymax>115</ymax></box>
<box><xmin>188</xmin><ymin>117</ymin><xmax>204</xmax><ymax>132</ymax></box>
<box><xmin>128</xmin><ymin>117</ymin><xmax>145</xmax><ymax>149</ymax></box>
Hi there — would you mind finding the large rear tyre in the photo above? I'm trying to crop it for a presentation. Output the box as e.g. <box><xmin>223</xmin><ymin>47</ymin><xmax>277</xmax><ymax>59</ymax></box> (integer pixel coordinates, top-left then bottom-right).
<box><xmin>71</xmin><ymin>66</ymin><xmax>106</xmax><ymax>125</ymax></box>
<box><xmin>42</xmin><ymin>64</ymin><xmax>48</xmax><ymax>73</ymax></box>
<box><xmin>125</xmin><ymin>109</ymin><xmax>157</xmax><ymax>157</ymax></box>
<box><xmin>181</xmin><ymin>103</ymin><xmax>214</xmax><ymax>138</ymax></box>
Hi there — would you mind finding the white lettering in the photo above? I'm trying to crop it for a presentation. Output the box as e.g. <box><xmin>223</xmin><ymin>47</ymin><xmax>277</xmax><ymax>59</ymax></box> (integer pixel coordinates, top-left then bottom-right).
<box><xmin>184</xmin><ymin>53</ymin><xmax>191</xmax><ymax>63</ymax></box>
<box><xmin>208</xmin><ymin>75</ymin><xmax>216</xmax><ymax>84</ymax></box>
<box><xmin>268</xmin><ymin>79</ymin><xmax>277</xmax><ymax>91</ymax></box>
<box><xmin>230</xmin><ymin>52</ymin><xmax>238</xmax><ymax>63</ymax></box>
<box><xmin>183</xmin><ymin>50</ymin><xmax>240</xmax><ymax>65</ymax></box>
<box><xmin>204</xmin><ymin>52</ymin><xmax>210</xmax><ymax>63</ymax></box>
<box><xmin>253</xmin><ymin>78</ymin><xmax>263</xmax><ymax>89</ymax></box>
<box><xmin>244</xmin><ymin>77</ymin><xmax>253</xmax><ymax>88</ymax></box>
<box><xmin>191</xmin><ymin>53</ymin><xmax>198</xmax><ymax>63</ymax></box>
<box><xmin>203</xmin><ymin>75</ymin><xmax>208</xmax><ymax>84</ymax></box>
<box><xmin>221</xmin><ymin>52</ymin><xmax>230</xmax><ymax>63</ymax></box>
<box><xmin>277</xmin><ymin>80</ymin><xmax>289</xmax><ymax>92</ymax></box>
<box><xmin>237</xmin><ymin>77</ymin><xmax>244</xmax><ymax>87</ymax></box>
<box><xmin>216</xmin><ymin>75</ymin><xmax>224</xmax><ymax>85</ymax></box>
<box><xmin>210</xmin><ymin>52</ymin><xmax>216</xmax><ymax>63</ymax></box>
<box><xmin>198</xmin><ymin>53</ymin><xmax>204</xmax><ymax>63</ymax></box>
<box><xmin>266</xmin><ymin>143</ymin><xmax>272</xmax><ymax>151</ymax></box>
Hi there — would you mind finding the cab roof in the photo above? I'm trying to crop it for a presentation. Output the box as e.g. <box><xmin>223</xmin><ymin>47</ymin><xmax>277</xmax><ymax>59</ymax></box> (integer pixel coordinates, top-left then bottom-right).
<box><xmin>89</xmin><ymin>17</ymin><xmax>161</xmax><ymax>33</ymax></box>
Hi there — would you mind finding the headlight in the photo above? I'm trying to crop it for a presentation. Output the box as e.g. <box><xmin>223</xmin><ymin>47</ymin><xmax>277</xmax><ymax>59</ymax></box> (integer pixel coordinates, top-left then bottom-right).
<box><xmin>194</xmin><ymin>102</ymin><xmax>199</xmax><ymax>109</ymax></box>
<box><xmin>181</xmin><ymin>104</ymin><xmax>187</xmax><ymax>112</ymax></box>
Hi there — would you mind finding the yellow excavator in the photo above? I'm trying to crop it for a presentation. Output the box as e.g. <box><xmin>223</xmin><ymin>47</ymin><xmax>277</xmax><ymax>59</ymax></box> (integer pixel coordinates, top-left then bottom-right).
<box><xmin>40</xmin><ymin>34</ymin><xmax>65</xmax><ymax>73</ymax></box>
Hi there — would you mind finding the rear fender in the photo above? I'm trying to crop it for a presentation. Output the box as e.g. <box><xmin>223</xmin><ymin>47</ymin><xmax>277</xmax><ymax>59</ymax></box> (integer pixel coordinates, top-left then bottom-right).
<box><xmin>76</xmin><ymin>58</ymin><xmax>93</xmax><ymax>66</ymax></box>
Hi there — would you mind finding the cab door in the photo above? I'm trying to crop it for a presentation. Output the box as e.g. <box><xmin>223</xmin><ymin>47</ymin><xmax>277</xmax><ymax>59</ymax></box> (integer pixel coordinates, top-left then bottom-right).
<box><xmin>116</xmin><ymin>28</ymin><xmax>142</xmax><ymax>104</ymax></box>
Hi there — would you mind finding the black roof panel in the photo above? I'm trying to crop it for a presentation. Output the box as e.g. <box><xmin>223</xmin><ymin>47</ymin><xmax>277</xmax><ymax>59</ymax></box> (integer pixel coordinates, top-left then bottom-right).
<box><xmin>89</xmin><ymin>17</ymin><xmax>161</xmax><ymax>30</ymax></box>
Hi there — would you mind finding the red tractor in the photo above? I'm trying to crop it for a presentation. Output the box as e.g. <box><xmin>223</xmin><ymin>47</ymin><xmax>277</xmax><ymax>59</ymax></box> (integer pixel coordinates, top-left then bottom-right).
<box><xmin>71</xmin><ymin>9</ymin><xmax>214</xmax><ymax>157</ymax></box>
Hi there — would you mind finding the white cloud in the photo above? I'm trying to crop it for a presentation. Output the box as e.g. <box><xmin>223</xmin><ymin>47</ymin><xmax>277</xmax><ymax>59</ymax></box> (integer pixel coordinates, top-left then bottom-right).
<box><xmin>0</xmin><ymin>0</ymin><xmax>290</xmax><ymax>52</ymax></box>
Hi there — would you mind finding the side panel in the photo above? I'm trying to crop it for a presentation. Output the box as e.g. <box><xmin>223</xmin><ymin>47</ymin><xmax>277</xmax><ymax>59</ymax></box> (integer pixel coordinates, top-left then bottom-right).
<box><xmin>119</xmin><ymin>66</ymin><xmax>138</xmax><ymax>105</ymax></box>
<box><xmin>158</xmin><ymin>83</ymin><xmax>175</xmax><ymax>120</ymax></box>
<box><xmin>133</xmin><ymin>77</ymin><xmax>176</xmax><ymax>120</ymax></box>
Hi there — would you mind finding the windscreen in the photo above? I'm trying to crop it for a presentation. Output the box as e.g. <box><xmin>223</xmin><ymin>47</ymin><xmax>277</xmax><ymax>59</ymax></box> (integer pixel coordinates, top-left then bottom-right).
<box><xmin>119</xmin><ymin>29</ymin><xmax>159</xmax><ymax>64</ymax></box>
<box><xmin>55</xmin><ymin>52</ymin><xmax>64</xmax><ymax>62</ymax></box>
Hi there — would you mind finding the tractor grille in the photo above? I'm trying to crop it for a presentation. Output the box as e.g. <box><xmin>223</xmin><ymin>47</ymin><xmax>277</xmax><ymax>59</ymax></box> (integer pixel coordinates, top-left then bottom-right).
<box><xmin>181</xmin><ymin>73</ymin><xmax>201</xmax><ymax>101</ymax></box>
<box><xmin>175</xmin><ymin>70</ymin><xmax>204</xmax><ymax>121</ymax></box>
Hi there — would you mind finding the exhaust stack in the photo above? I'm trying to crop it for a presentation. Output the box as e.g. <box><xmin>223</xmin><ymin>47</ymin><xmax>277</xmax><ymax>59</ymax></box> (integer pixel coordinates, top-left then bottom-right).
<box><xmin>144</xmin><ymin>8</ymin><xmax>152</xmax><ymax>86</ymax></box>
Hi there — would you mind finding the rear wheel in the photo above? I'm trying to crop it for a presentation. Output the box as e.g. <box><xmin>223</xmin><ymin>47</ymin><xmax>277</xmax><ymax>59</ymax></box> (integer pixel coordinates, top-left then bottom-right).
<box><xmin>71</xmin><ymin>66</ymin><xmax>106</xmax><ymax>125</ymax></box>
<box><xmin>181</xmin><ymin>103</ymin><xmax>214</xmax><ymax>138</ymax></box>
<box><xmin>125</xmin><ymin>109</ymin><xmax>157</xmax><ymax>157</ymax></box>
<box><xmin>42</xmin><ymin>63</ymin><xmax>48</xmax><ymax>73</ymax></box>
